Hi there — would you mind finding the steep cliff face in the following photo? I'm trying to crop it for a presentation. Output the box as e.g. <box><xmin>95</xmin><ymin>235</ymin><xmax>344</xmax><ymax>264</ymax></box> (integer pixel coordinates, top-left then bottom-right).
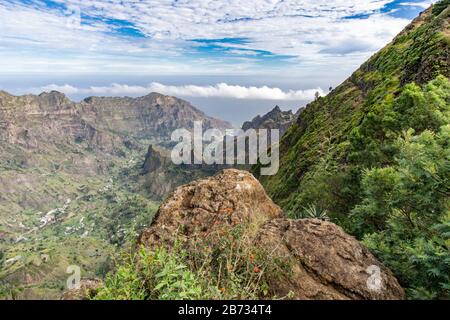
<box><xmin>140</xmin><ymin>144</ymin><xmax>216</xmax><ymax>199</ymax></box>
<box><xmin>140</xmin><ymin>145</ymin><xmax>178</xmax><ymax>199</ymax></box>
<box><xmin>78</xmin><ymin>92</ymin><xmax>230</xmax><ymax>142</ymax></box>
<box><xmin>0</xmin><ymin>91</ymin><xmax>125</xmax><ymax>159</ymax></box>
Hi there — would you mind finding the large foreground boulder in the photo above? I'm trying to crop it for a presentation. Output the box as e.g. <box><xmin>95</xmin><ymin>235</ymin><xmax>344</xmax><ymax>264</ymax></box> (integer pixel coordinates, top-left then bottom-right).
<box><xmin>257</xmin><ymin>218</ymin><xmax>405</xmax><ymax>300</ymax></box>
<box><xmin>138</xmin><ymin>169</ymin><xmax>404</xmax><ymax>300</ymax></box>
<box><xmin>61</xmin><ymin>279</ymin><xmax>102</xmax><ymax>300</ymax></box>
<box><xmin>138</xmin><ymin>169</ymin><xmax>284</xmax><ymax>247</ymax></box>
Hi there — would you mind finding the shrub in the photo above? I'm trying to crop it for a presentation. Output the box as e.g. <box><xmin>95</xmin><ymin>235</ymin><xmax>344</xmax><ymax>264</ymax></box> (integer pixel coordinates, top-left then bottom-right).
<box><xmin>93</xmin><ymin>224</ymin><xmax>289</xmax><ymax>300</ymax></box>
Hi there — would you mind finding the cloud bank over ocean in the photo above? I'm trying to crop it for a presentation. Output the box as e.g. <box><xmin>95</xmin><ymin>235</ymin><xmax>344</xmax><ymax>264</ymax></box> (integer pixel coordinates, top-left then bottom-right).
<box><xmin>36</xmin><ymin>83</ymin><xmax>326</xmax><ymax>101</ymax></box>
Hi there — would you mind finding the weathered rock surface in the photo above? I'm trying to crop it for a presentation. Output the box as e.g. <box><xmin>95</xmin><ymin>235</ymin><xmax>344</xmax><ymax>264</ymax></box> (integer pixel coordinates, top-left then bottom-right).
<box><xmin>142</xmin><ymin>145</ymin><xmax>171</xmax><ymax>175</ymax></box>
<box><xmin>138</xmin><ymin>169</ymin><xmax>284</xmax><ymax>247</ymax></box>
<box><xmin>256</xmin><ymin>218</ymin><xmax>405</xmax><ymax>300</ymax></box>
<box><xmin>141</xmin><ymin>144</ymin><xmax>184</xmax><ymax>199</ymax></box>
<box><xmin>139</xmin><ymin>169</ymin><xmax>405</xmax><ymax>300</ymax></box>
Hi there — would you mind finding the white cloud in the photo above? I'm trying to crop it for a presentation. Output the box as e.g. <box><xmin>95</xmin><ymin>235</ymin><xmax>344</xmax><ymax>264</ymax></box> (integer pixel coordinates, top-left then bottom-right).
<box><xmin>37</xmin><ymin>83</ymin><xmax>325</xmax><ymax>100</ymax></box>
<box><xmin>0</xmin><ymin>1</ymin><xmax>438</xmax><ymax>75</ymax></box>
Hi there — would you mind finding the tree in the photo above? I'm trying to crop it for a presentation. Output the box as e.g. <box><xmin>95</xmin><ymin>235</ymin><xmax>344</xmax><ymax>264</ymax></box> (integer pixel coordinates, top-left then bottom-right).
<box><xmin>314</xmin><ymin>91</ymin><xmax>320</xmax><ymax>100</ymax></box>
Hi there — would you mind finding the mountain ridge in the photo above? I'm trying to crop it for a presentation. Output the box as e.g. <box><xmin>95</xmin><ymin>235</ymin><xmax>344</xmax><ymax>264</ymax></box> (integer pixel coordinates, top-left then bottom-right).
<box><xmin>0</xmin><ymin>89</ymin><xmax>232</xmax><ymax>298</ymax></box>
<box><xmin>242</xmin><ymin>105</ymin><xmax>296</xmax><ymax>136</ymax></box>
<box><xmin>254</xmin><ymin>2</ymin><xmax>450</xmax><ymax>298</ymax></box>
<box><xmin>257</xmin><ymin>4</ymin><xmax>450</xmax><ymax>212</ymax></box>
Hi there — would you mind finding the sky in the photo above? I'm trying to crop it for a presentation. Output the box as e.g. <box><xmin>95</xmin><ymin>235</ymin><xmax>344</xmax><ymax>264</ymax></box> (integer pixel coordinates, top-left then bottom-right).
<box><xmin>0</xmin><ymin>0</ymin><xmax>437</xmax><ymax>125</ymax></box>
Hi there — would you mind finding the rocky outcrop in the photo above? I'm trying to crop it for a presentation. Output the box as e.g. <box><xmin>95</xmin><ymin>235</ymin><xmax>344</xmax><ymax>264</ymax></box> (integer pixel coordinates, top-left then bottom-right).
<box><xmin>256</xmin><ymin>218</ymin><xmax>405</xmax><ymax>300</ymax></box>
<box><xmin>142</xmin><ymin>145</ymin><xmax>170</xmax><ymax>174</ymax></box>
<box><xmin>138</xmin><ymin>169</ymin><xmax>284</xmax><ymax>247</ymax></box>
<box><xmin>242</xmin><ymin>105</ymin><xmax>296</xmax><ymax>136</ymax></box>
<box><xmin>141</xmin><ymin>145</ymin><xmax>181</xmax><ymax>198</ymax></box>
<box><xmin>138</xmin><ymin>169</ymin><xmax>405</xmax><ymax>300</ymax></box>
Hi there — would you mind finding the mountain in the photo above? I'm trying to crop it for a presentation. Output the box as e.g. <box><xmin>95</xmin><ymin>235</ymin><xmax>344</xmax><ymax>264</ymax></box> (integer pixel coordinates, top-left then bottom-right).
<box><xmin>0</xmin><ymin>90</ymin><xmax>230</xmax><ymax>213</ymax></box>
<box><xmin>78</xmin><ymin>92</ymin><xmax>230</xmax><ymax>142</ymax></box>
<box><xmin>77</xmin><ymin>169</ymin><xmax>404</xmax><ymax>300</ymax></box>
<box><xmin>2</xmin><ymin>2</ymin><xmax>449</xmax><ymax>300</ymax></box>
<box><xmin>0</xmin><ymin>91</ymin><xmax>229</xmax><ymax>157</ymax></box>
<box><xmin>0</xmin><ymin>90</ymin><xmax>230</xmax><ymax>298</ymax></box>
<box><xmin>140</xmin><ymin>105</ymin><xmax>303</xmax><ymax>200</ymax></box>
<box><xmin>255</xmin><ymin>2</ymin><xmax>450</xmax><ymax>298</ymax></box>
<box><xmin>242</xmin><ymin>105</ymin><xmax>296</xmax><ymax>136</ymax></box>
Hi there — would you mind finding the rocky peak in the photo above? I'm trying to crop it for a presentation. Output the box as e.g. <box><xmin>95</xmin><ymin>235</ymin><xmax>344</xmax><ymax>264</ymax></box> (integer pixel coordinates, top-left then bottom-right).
<box><xmin>242</xmin><ymin>105</ymin><xmax>296</xmax><ymax>136</ymax></box>
<box><xmin>257</xmin><ymin>218</ymin><xmax>405</xmax><ymax>299</ymax></box>
<box><xmin>37</xmin><ymin>91</ymin><xmax>72</xmax><ymax>107</ymax></box>
<box><xmin>141</xmin><ymin>92</ymin><xmax>178</xmax><ymax>105</ymax></box>
<box><xmin>267</xmin><ymin>105</ymin><xmax>282</xmax><ymax>115</ymax></box>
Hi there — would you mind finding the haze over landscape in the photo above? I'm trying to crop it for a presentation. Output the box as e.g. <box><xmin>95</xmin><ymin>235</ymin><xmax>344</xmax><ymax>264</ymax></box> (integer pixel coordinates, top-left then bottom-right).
<box><xmin>0</xmin><ymin>0</ymin><xmax>449</xmax><ymax>302</ymax></box>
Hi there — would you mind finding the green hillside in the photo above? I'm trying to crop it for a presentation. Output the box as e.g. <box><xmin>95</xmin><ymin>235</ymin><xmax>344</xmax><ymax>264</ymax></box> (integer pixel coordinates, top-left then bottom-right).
<box><xmin>257</xmin><ymin>2</ymin><xmax>450</xmax><ymax>298</ymax></box>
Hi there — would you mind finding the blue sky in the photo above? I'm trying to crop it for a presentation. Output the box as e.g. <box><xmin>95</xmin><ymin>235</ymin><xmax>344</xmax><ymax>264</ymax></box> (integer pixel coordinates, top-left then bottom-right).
<box><xmin>0</xmin><ymin>0</ymin><xmax>437</xmax><ymax>124</ymax></box>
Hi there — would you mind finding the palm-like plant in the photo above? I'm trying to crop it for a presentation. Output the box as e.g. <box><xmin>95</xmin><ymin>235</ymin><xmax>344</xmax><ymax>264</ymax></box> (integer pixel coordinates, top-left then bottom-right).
<box><xmin>297</xmin><ymin>204</ymin><xmax>330</xmax><ymax>220</ymax></box>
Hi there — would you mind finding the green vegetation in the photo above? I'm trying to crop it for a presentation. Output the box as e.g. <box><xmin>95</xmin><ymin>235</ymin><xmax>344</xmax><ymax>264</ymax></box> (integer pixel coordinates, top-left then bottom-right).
<box><xmin>0</xmin><ymin>151</ymin><xmax>159</xmax><ymax>299</ymax></box>
<box><xmin>258</xmin><ymin>2</ymin><xmax>450</xmax><ymax>299</ymax></box>
<box><xmin>93</xmin><ymin>225</ymin><xmax>289</xmax><ymax>300</ymax></box>
<box><xmin>1</xmin><ymin>1</ymin><xmax>449</xmax><ymax>301</ymax></box>
<box><xmin>355</xmin><ymin>123</ymin><xmax>449</xmax><ymax>299</ymax></box>
<box><xmin>294</xmin><ymin>204</ymin><xmax>329</xmax><ymax>220</ymax></box>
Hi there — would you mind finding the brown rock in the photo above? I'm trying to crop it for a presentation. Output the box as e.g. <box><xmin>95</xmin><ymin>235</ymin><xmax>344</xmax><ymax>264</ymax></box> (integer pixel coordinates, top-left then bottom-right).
<box><xmin>256</xmin><ymin>218</ymin><xmax>405</xmax><ymax>300</ymax></box>
<box><xmin>61</xmin><ymin>279</ymin><xmax>103</xmax><ymax>300</ymax></box>
<box><xmin>138</xmin><ymin>169</ymin><xmax>284</xmax><ymax>247</ymax></box>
